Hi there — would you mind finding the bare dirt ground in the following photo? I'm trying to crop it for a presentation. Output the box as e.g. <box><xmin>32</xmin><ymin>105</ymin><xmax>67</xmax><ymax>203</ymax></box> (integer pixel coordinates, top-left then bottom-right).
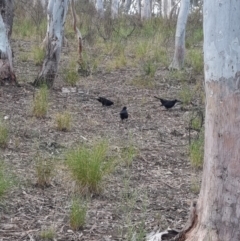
<box><xmin>0</xmin><ymin>40</ymin><xmax>201</xmax><ymax>240</ymax></box>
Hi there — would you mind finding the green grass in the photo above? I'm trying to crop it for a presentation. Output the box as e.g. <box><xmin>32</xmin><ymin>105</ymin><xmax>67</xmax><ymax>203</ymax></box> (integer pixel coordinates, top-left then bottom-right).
<box><xmin>66</xmin><ymin>140</ymin><xmax>113</xmax><ymax>193</ymax></box>
<box><xmin>63</xmin><ymin>62</ymin><xmax>79</xmax><ymax>86</ymax></box>
<box><xmin>186</xmin><ymin>49</ymin><xmax>203</xmax><ymax>74</ymax></box>
<box><xmin>32</xmin><ymin>85</ymin><xmax>49</xmax><ymax>118</ymax></box>
<box><xmin>0</xmin><ymin>162</ymin><xmax>11</xmax><ymax>198</ymax></box>
<box><xmin>39</xmin><ymin>227</ymin><xmax>55</xmax><ymax>240</ymax></box>
<box><xmin>32</xmin><ymin>46</ymin><xmax>45</xmax><ymax>66</ymax></box>
<box><xmin>70</xmin><ymin>198</ymin><xmax>87</xmax><ymax>230</ymax></box>
<box><xmin>0</xmin><ymin>119</ymin><xmax>8</xmax><ymax>148</ymax></box>
<box><xmin>143</xmin><ymin>60</ymin><xmax>157</xmax><ymax>77</ymax></box>
<box><xmin>189</xmin><ymin>131</ymin><xmax>204</xmax><ymax>168</ymax></box>
<box><xmin>178</xmin><ymin>84</ymin><xmax>193</xmax><ymax>106</ymax></box>
<box><xmin>121</xmin><ymin>145</ymin><xmax>138</xmax><ymax>167</ymax></box>
<box><xmin>55</xmin><ymin>112</ymin><xmax>72</xmax><ymax>131</ymax></box>
<box><xmin>36</xmin><ymin>159</ymin><xmax>54</xmax><ymax>188</ymax></box>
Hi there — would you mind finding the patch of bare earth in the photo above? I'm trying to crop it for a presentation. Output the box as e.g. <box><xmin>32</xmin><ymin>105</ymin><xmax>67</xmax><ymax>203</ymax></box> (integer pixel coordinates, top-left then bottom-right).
<box><xmin>0</xmin><ymin>40</ymin><xmax>201</xmax><ymax>240</ymax></box>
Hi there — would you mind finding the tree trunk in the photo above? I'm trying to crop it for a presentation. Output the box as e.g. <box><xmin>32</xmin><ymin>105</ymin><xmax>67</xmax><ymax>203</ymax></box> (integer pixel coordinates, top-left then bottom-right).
<box><xmin>124</xmin><ymin>0</ymin><xmax>132</xmax><ymax>14</ymax></box>
<box><xmin>161</xmin><ymin>0</ymin><xmax>172</xmax><ymax>18</ymax></box>
<box><xmin>0</xmin><ymin>0</ymin><xmax>16</xmax><ymax>86</ymax></box>
<box><xmin>181</xmin><ymin>1</ymin><xmax>240</xmax><ymax>240</ymax></box>
<box><xmin>169</xmin><ymin>0</ymin><xmax>190</xmax><ymax>70</ymax></box>
<box><xmin>96</xmin><ymin>0</ymin><xmax>104</xmax><ymax>17</ymax></box>
<box><xmin>111</xmin><ymin>0</ymin><xmax>119</xmax><ymax>19</ymax></box>
<box><xmin>141</xmin><ymin>0</ymin><xmax>151</xmax><ymax>19</ymax></box>
<box><xmin>0</xmin><ymin>0</ymin><xmax>14</xmax><ymax>37</ymax></box>
<box><xmin>33</xmin><ymin>0</ymin><xmax>69</xmax><ymax>88</ymax></box>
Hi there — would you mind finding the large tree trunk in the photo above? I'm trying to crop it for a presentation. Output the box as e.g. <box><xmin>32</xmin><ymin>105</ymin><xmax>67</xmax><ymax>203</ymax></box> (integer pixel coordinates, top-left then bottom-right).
<box><xmin>0</xmin><ymin>0</ymin><xmax>14</xmax><ymax>37</ymax></box>
<box><xmin>169</xmin><ymin>0</ymin><xmax>190</xmax><ymax>70</ymax></box>
<box><xmin>181</xmin><ymin>1</ymin><xmax>240</xmax><ymax>240</ymax></box>
<box><xmin>0</xmin><ymin>0</ymin><xmax>16</xmax><ymax>86</ymax></box>
<box><xmin>33</xmin><ymin>0</ymin><xmax>69</xmax><ymax>88</ymax></box>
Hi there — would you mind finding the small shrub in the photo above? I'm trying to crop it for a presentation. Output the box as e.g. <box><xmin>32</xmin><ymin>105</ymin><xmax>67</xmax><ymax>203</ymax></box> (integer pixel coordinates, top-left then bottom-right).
<box><xmin>63</xmin><ymin>66</ymin><xmax>79</xmax><ymax>86</ymax></box>
<box><xmin>121</xmin><ymin>145</ymin><xmax>138</xmax><ymax>167</ymax></box>
<box><xmin>0</xmin><ymin>120</ymin><xmax>8</xmax><ymax>148</ymax></box>
<box><xmin>32</xmin><ymin>85</ymin><xmax>49</xmax><ymax>118</ymax></box>
<box><xmin>0</xmin><ymin>162</ymin><xmax>11</xmax><ymax>197</ymax></box>
<box><xmin>32</xmin><ymin>46</ymin><xmax>45</xmax><ymax>66</ymax></box>
<box><xmin>143</xmin><ymin>60</ymin><xmax>157</xmax><ymax>77</ymax></box>
<box><xmin>66</xmin><ymin>141</ymin><xmax>113</xmax><ymax>193</ymax></box>
<box><xmin>179</xmin><ymin>84</ymin><xmax>193</xmax><ymax>106</ymax></box>
<box><xmin>55</xmin><ymin>112</ymin><xmax>71</xmax><ymax>131</ymax></box>
<box><xmin>36</xmin><ymin>159</ymin><xmax>54</xmax><ymax>188</ymax></box>
<box><xmin>40</xmin><ymin>227</ymin><xmax>55</xmax><ymax>240</ymax></box>
<box><xmin>189</xmin><ymin>131</ymin><xmax>204</xmax><ymax>168</ymax></box>
<box><xmin>135</xmin><ymin>41</ymin><xmax>149</xmax><ymax>60</ymax></box>
<box><xmin>70</xmin><ymin>198</ymin><xmax>87</xmax><ymax>230</ymax></box>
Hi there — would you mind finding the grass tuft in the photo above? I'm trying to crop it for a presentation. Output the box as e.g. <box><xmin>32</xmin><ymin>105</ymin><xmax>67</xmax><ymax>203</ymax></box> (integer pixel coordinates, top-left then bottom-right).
<box><xmin>36</xmin><ymin>159</ymin><xmax>54</xmax><ymax>188</ymax></box>
<box><xmin>0</xmin><ymin>119</ymin><xmax>8</xmax><ymax>148</ymax></box>
<box><xmin>186</xmin><ymin>49</ymin><xmax>203</xmax><ymax>74</ymax></box>
<box><xmin>55</xmin><ymin>112</ymin><xmax>72</xmax><ymax>131</ymax></box>
<box><xmin>189</xmin><ymin>131</ymin><xmax>204</xmax><ymax>168</ymax></box>
<box><xmin>66</xmin><ymin>140</ymin><xmax>113</xmax><ymax>193</ymax></box>
<box><xmin>32</xmin><ymin>85</ymin><xmax>49</xmax><ymax>118</ymax></box>
<box><xmin>32</xmin><ymin>46</ymin><xmax>45</xmax><ymax>66</ymax></box>
<box><xmin>39</xmin><ymin>227</ymin><xmax>55</xmax><ymax>240</ymax></box>
<box><xmin>0</xmin><ymin>162</ymin><xmax>11</xmax><ymax>198</ymax></box>
<box><xmin>178</xmin><ymin>84</ymin><xmax>193</xmax><ymax>106</ymax></box>
<box><xmin>70</xmin><ymin>198</ymin><xmax>87</xmax><ymax>231</ymax></box>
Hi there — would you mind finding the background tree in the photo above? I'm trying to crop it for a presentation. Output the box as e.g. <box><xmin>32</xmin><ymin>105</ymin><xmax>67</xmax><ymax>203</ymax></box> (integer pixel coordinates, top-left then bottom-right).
<box><xmin>179</xmin><ymin>1</ymin><xmax>240</xmax><ymax>240</ymax></box>
<box><xmin>111</xmin><ymin>0</ymin><xmax>119</xmax><ymax>18</ymax></box>
<box><xmin>33</xmin><ymin>0</ymin><xmax>69</xmax><ymax>88</ymax></box>
<box><xmin>0</xmin><ymin>0</ymin><xmax>14</xmax><ymax>37</ymax></box>
<box><xmin>0</xmin><ymin>0</ymin><xmax>16</xmax><ymax>85</ymax></box>
<box><xmin>141</xmin><ymin>0</ymin><xmax>151</xmax><ymax>19</ymax></box>
<box><xmin>169</xmin><ymin>0</ymin><xmax>190</xmax><ymax>70</ymax></box>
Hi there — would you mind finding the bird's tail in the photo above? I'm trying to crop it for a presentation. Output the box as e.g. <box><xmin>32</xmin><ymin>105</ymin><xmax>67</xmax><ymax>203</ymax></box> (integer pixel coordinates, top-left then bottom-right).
<box><xmin>154</xmin><ymin>96</ymin><xmax>161</xmax><ymax>100</ymax></box>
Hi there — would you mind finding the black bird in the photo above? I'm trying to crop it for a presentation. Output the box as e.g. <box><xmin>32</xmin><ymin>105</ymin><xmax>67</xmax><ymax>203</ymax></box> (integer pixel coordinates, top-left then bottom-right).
<box><xmin>154</xmin><ymin>96</ymin><xmax>181</xmax><ymax>109</ymax></box>
<box><xmin>120</xmin><ymin>106</ymin><xmax>128</xmax><ymax>122</ymax></box>
<box><xmin>97</xmin><ymin>97</ymin><xmax>114</xmax><ymax>106</ymax></box>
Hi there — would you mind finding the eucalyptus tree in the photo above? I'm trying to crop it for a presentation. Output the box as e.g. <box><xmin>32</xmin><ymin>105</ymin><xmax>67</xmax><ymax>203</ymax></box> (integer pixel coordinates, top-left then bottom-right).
<box><xmin>169</xmin><ymin>0</ymin><xmax>190</xmax><ymax>70</ymax></box>
<box><xmin>0</xmin><ymin>0</ymin><xmax>16</xmax><ymax>85</ymax></box>
<box><xmin>180</xmin><ymin>1</ymin><xmax>240</xmax><ymax>240</ymax></box>
<box><xmin>33</xmin><ymin>0</ymin><xmax>69</xmax><ymax>87</ymax></box>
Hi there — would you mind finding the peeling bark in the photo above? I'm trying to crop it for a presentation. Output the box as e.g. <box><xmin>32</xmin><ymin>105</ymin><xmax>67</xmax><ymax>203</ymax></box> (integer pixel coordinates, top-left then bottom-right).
<box><xmin>182</xmin><ymin>1</ymin><xmax>240</xmax><ymax>240</ymax></box>
<box><xmin>34</xmin><ymin>0</ymin><xmax>69</xmax><ymax>88</ymax></box>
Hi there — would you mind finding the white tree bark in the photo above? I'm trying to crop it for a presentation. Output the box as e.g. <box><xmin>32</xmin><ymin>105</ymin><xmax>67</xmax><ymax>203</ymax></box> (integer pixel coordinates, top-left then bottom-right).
<box><xmin>34</xmin><ymin>0</ymin><xmax>69</xmax><ymax>87</ymax></box>
<box><xmin>0</xmin><ymin>15</ymin><xmax>12</xmax><ymax>71</ymax></box>
<box><xmin>169</xmin><ymin>0</ymin><xmax>190</xmax><ymax>70</ymax></box>
<box><xmin>161</xmin><ymin>0</ymin><xmax>172</xmax><ymax>18</ymax></box>
<box><xmin>0</xmin><ymin>0</ymin><xmax>14</xmax><ymax>37</ymax></box>
<box><xmin>124</xmin><ymin>0</ymin><xmax>132</xmax><ymax>14</ymax></box>
<box><xmin>96</xmin><ymin>0</ymin><xmax>104</xmax><ymax>17</ymax></box>
<box><xmin>111</xmin><ymin>0</ymin><xmax>119</xmax><ymax>18</ymax></box>
<box><xmin>183</xmin><ymin>1</ymin><xmax>240</xmax><ymax>240</ymax></box>
<box><xmin>0</xmin><ymin>0</ymin><xmax>16</xmax><ymax>85</ymax></box>
<box><xmin>141</xmin><ymin>0</ymin><xmax>151</xmax><ymax>19</ymax></box>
